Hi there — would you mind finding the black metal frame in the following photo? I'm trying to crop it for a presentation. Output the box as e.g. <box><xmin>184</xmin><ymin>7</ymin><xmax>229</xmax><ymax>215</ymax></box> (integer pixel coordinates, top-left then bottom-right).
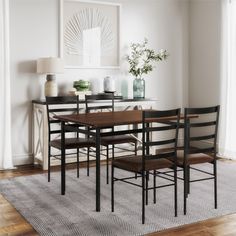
<box><xmin>46</xmin><ymin>96</ymin><xmax>94</xmax><ymax>183</ymax></box>
<box><xmin>111</xmin><ymin>109</ymin><xmax>181</xmax><ymax>224</ymax></box>
<box><xmin>85</xmin><ymin>93</ymin><xmax>114</xmax><ymax>181</ymax></box>
<box><xmin>61</xmin><ymin>118</ymin><xmax>140</xmax><ymax>210</ymax></box>
<box><xmin>182</xmin><ymin>105</ymin><xmax>220</xmax><ymax>214</ymax></box>
<box><xmin>85</xmin><ymin>93</ymin><xmax>137</xmax><ymax>184</ymax></box>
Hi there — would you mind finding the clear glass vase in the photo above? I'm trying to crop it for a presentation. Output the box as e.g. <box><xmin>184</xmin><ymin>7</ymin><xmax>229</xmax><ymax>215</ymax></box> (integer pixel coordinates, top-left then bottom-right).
<box><xmin>133</xmin><ymin>78</ymin><xmax>145</xmax><ymax>98</ymax></box>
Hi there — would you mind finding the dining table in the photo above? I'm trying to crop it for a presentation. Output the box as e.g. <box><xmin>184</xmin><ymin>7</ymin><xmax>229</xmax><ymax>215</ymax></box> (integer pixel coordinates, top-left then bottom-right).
<box><xmin>55</xmin><ymin>109</ymin><xmax>198</xmax><ymax>212</ymax></box>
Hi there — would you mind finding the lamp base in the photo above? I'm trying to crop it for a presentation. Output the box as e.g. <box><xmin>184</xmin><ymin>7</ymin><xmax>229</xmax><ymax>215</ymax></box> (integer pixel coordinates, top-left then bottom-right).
<box><xmin>45</xmin><ymin>74</ymin><xmax>57</xmax><ymax>97</ymax></box>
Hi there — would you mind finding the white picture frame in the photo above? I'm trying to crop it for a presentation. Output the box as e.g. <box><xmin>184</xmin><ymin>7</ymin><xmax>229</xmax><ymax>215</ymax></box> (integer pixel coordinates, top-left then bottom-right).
<box><xmin>60</xmin><ymin>0</ymin><xmax>121</xmax><ymax>69</ymax></box>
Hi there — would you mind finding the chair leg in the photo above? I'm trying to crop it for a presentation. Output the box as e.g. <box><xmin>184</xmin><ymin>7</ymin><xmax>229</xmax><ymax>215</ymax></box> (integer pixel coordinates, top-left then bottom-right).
<box><xmin>146</xmin><ymin>171</ymin><xmax>149</xmax><ymax>205</ymax></box>
<box><xmin>147</xmin><ymin>171</ymin><xmax>150</xmax><ymax>181</ymax></box>
<box><xmin>87</xmin><ymin>147</ymin><xmax>90</xmax><ymax>176</ymax></box>
<box><xmin>214</xmin><ymin>161</ymin><xmax>217</xmax><ymax>209</ymax></box>
<box><xmin>174</xmin><ymin>165</ymin><xmax>178</xmax><ymax>217</ymax></box>
<box><xmin>77</xmin><ymin>148</ymin><xmax>79</xmax><ymax>178</ymax></box>
<box><xmin>184</xmin><ymin>166</ymin><xmax>187</xmax><ymax>215</ymax></box>
<box><xmin>135</xmin><ymin>142</ymin><xmax>138</xmax><ymax>179</ymax></box>
<box><xmin>187</xmin><ymin>166</ymin><xmax>190</xmax><ymax>195</ymax></box>
<box><xmin>106</xmin><ymin>146</ymin><xmax>109</xmax><ymax>184</ymax></box>
<box><xmin>48</xmin><ymin>147</ymin><xmax>51</xmax><ymax>182</ymax></box>
<box><xmin>112</xmin><ymin>144</ymin><xmax>115</xmax><ymax>158</ymax></box>
<box><xmin>153</xmin><ymin>170</ymin><xmax>156</xmax><ymax>204</ymax></box>
<box><xmin>142</xmin><ymin>170</ymin><xmax>146</xmax><ymax>224</ymax></box>
<box><xmin>111</xmin><ymin>164</ymin><xmax>114</xmax><ymax>212</ymax></box>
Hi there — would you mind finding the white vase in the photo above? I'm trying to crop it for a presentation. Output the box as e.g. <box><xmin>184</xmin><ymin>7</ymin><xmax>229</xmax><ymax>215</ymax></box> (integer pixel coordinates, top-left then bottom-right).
<box><xmin>104</xmin><ymin>76</ymin><xmax>115</xmax><ymax>92</ymax></box>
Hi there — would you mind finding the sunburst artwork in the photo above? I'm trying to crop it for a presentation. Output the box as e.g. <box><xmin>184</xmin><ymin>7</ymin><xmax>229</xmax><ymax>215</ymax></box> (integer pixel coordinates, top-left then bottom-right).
<box><xmin>62</xmin><ymin>1</ymin><xmax>120</xmax><ymax>68</ymax></box>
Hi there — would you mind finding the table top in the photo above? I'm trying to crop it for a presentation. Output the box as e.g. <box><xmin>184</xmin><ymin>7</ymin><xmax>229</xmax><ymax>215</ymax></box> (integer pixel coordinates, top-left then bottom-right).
<box><xmin>32</xmin><ymin>97</ymin><xmax>156</xmax><ymax>105</ymax></box>
<box><xmin>55</xmin><ymin>110</ymin><xmax>198</xmax><ymax>128</ymax></box>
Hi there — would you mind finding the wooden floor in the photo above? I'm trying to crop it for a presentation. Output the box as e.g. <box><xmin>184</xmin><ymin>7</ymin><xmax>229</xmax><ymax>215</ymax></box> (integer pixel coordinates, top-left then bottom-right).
<box><xmin>0</xmin><ymin>161</ymin><xmax>236</xmax><ymax>236</ymax></box>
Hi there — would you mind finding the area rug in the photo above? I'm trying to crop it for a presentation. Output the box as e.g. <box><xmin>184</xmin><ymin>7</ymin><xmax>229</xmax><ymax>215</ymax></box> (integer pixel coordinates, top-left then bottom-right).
<box><xmin>0</xmin><ymin>161</ymin><xmax>236</xmax><ymax>236</ymax></box>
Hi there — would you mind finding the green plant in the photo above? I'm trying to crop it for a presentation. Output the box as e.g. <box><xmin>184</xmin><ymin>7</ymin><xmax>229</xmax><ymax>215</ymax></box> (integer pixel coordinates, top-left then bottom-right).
<box><xmin>73</xmin><ymin>80</ymin><xmax>90</xmax><ymax>91</ymax></box>
<box><xmin>126</xmin><ymin>38</ymin><xmax>168</xmax><ymax>78</ymax></box>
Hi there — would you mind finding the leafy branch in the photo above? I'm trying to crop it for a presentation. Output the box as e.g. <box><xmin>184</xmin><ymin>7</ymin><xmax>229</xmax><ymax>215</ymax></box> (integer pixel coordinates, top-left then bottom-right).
<box><xmin>126</xmin><ymin>38</ymin><xmax>168</xmax><ymax>78</ymax></box>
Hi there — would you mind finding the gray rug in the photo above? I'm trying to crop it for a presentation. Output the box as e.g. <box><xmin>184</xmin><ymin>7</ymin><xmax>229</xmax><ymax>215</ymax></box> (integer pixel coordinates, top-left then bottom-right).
<box><xmin>1</xmin><ymin>161</ymin><xmax>236</xmax><ymax>236</ymax></box>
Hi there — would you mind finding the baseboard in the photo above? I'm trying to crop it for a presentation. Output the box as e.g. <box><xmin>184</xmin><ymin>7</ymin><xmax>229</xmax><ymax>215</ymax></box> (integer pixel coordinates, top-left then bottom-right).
<box><xmin>13</xmin><ymin>153</ymin><xmax>34</xmax><ymax>166</ymax></box>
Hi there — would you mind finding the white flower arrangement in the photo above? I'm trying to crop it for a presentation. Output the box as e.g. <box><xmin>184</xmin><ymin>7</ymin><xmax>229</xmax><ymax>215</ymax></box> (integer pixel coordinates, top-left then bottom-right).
<box><xmin>126</xmin><ymin>38</ymin><xmax>168</xmax><ymax>79</ymax></box>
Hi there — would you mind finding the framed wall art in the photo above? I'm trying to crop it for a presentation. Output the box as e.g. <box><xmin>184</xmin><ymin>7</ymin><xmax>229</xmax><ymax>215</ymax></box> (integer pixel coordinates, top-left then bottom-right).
<box><xmin>60</xmin><ymin>0</ymin><xmax>121</xmax><ymax>69</ymax></box>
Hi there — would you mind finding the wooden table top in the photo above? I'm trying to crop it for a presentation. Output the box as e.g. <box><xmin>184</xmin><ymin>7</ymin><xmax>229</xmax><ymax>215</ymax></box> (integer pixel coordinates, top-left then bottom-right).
<box><xmin>55</xmin><ymin>110</ymin><xmax>198</xmax><ymax>128</ymax></box>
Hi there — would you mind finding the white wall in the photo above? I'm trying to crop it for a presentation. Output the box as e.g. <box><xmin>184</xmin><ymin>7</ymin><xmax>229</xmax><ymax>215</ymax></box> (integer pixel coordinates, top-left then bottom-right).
<box><xmin>189</xmin><ymin>0</ymin><xmax>221</xmax><ymax>107</ymax></box>
<box><xmin>10</xmin><ymin>0</ymin><xmax>190</xmax><ymax>165</ymax></box>
<box><xmin>10</xmin><ymin>0</ymin><xmax>59</xmax><ymax>165</ymax></box>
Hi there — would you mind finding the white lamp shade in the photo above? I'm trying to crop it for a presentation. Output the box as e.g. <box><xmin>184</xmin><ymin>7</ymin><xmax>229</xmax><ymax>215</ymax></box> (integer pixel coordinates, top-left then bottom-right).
<box><xmin>37</xmin><ymin>57</ymin><xmax>64</xmax><ymax>74</ymax></box>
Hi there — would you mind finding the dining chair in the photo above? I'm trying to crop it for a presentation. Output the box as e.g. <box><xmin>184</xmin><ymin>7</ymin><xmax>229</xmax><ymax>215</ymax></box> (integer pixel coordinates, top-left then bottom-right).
<box><xmin>111</xmin><ymin>109</ymin><xmax>180</xmax><ymax>224</ymax></box>
<box><xmin>85</xmin><ymin>93</ymin><xmax>138</xmax><ymax>184</ymax></box>
<box><xmin>46</xmin><ymin>96</ymin><xmax>95</xmax><ymax>182</ymax></box>
<box><xmin>177</xmin><ymin>105</ymin><xmax>220</xmax><ymax>215</ymax></box>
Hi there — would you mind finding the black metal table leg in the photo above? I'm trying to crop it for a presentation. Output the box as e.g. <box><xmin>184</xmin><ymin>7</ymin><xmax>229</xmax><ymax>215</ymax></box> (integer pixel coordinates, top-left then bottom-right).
<box><xmin>61</xmin><ymin>121</ymin><xmax>65</xmax><ymax>195</ymax></box>
<box><xmin>96</xmin><ymin>128</ymin><xmax>101</xmax><ymax>212</ymax></box>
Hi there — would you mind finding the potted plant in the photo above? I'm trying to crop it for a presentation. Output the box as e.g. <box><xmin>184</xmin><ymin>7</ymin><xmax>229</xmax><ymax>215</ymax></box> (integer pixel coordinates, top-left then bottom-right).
<box><xmin>126</xmin><ymin>38</ymin><xmax>168</xmax><ymax>98</ymax></box>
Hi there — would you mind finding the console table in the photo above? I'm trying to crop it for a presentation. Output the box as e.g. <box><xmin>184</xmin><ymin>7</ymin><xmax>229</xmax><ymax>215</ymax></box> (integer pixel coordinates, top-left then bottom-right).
<box><xmin>32</xmin><ymin>98</ymin><xmax>156</xmax><ymax>170</ymax></box>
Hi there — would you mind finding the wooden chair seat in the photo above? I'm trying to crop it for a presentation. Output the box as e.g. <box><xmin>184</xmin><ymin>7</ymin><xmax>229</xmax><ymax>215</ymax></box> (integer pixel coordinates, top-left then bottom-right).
<box><xmin>176</xmin><ymin>150</ymin><xmax>214</xmax><ymax>166</ymax></box>
<box><xmin>101</xmin><ymin>135</ymin><xmax>137</xmax><ymax>145</ymax></box>
<box><xmin>50</xmin><ymin>138</ymin><xmax>95</xmax><ymax>149</ymax></box>
<box><xmin>156</xmin><ymin>148</ymin><xmax>214</xmax><ymax>166</ymax></box>
<box><xmin>112</xmin><ymin>155</ymin><xmax>174</xmax><ymax>172</ymax></box>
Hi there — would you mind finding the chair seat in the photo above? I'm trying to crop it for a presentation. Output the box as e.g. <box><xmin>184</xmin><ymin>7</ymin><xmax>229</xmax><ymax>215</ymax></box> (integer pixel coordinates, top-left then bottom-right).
<box><xmin>50</xmin><ymin>138</ymin><xmax>95</xmax><ymax>149</ymax></box>
<box><xmin>176</xmin><ymin>150</ymin><xmax>214</xmax><ymax>166</ymax></box>
<box><xmin>112</xmin><ymin>155</ymin><xmax>174</xmax><ymax>172</ymax></box>
<box><xmin>101</xmin><ymin>135</ymin><xmax>137</xmax><ymax>145</ymax></box>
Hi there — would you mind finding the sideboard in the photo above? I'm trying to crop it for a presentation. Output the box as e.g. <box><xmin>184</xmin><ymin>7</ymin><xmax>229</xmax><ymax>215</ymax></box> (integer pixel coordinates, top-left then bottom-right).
<box><xmin>32</xmin><ymin>98</ymin><xmax>156</xmax><ymax>170</ymax></box>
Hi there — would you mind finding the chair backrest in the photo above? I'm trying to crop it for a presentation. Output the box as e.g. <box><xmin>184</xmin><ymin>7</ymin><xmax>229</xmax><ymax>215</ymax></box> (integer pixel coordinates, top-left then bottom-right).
<box><xmin>85</xmin><ymin>93</ymin><xmax>114</xmax><ymax>113</ymax></box>
<box><xmin>184</xmin><ymin>105</ymin><xmax>220</xmax><ymax>156</ymax></box>
<box><xmin>142</xmin><ymin>109</ymin><xmax>181</xmax><ymax>169</ymax></box>
<box><xmin>46</xmin><ymin>96</ymin><xmax>79</xmax><ymax>141</ymax></box>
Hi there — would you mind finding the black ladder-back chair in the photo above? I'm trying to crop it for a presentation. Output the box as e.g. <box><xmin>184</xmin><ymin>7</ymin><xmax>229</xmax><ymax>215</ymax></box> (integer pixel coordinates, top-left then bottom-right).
<box><xmin>46</xmin><ymin>96</ymin><xmax>95</xmax><ymax>182</ymax></box>
<box><xmin>85</xmin><ymin>94</ymin><xmax>138</xmax><ymax>184</ymax></box>
<box><xmin>178</xmin><ymin>105</ymin><xmax>220</xmax><ymax>215</ymax></box>
<box><xmin>111</xmin><ymin>109</ymin><xmax>180</xmax><ymax>224</ymax></box>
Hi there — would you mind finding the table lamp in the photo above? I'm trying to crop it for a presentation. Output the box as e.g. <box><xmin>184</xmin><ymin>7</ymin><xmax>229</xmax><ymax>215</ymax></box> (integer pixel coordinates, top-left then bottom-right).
<box><xmin>37</xmin><ymin>57</ymin><xmax>64</xmax><ymax>97</ymax></box>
